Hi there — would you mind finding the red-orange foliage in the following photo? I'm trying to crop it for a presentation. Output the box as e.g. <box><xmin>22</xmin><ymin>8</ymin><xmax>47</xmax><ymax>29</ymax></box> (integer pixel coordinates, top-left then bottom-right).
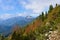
<box><xmin>24</xmin><ymin>19</ymin><xmax>42</xmax><ymax>34</ymax></box>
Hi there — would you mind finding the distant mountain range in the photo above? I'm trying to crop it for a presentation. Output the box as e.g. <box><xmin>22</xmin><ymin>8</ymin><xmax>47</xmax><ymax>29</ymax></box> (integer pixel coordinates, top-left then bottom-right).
<box><xmin>0</xmin><ymin>16</ymin><xmax>35</xmax><ymax>36</ymax></box>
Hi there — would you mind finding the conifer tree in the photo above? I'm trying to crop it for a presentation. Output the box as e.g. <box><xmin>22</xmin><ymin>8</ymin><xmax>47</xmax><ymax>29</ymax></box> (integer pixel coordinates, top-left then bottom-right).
<box><xmin>48</xmin><ymin>5</ymin><xmax>53</xmax><ymax>13</ymax></box>
<box><xmin>56</xmin><ymin>3</ymin><xmax>58</xmax><ymax>7</ymax></box>
<box><xmin>45</xmin><ymin>11</ymin><xmax>48</xmax><ymax>19</ymax></box>
<box><xmin>42</xmin><ymin>12</ymin><xmax>44</xmax><ymax>21</ymax></box>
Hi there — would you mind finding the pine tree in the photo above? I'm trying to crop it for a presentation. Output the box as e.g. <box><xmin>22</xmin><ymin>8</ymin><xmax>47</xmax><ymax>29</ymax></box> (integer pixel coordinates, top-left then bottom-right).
<box><xmin>45</xmin><ymin>11</ymin><xmax>48</xmax><ymax>19</ymax></box>
<box><xmin>48</xmin><ymin>5</ymin><xmax>53</xmax><ymax>13</ymax></box>
<box><xmin>55</xmin><ymin>3</ymin><xmax>58</xmax><ymax>7</ymax></box>
<box><xmin>42</xmin><ymin>12</ymin><xmax>44</xmax><ymax>21</ymax></box>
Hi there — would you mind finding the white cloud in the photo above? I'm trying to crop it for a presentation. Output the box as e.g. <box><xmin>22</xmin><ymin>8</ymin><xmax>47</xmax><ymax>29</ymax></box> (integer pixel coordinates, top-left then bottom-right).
<box><xmin>0</xmin><ymin>12</ymin><xmax>39</xmax><ymax>20</ymax></box>
<box><xmin>30</xmin><ymin>13</ymin><xmax>39</xmax><ymax>17</ymax></box>
<box><xmin>0</xmin><ymin>14</ymin><xmax>12</xmax><ymax>20</ymax></box>
<box><xmin>20</xmin><ymin>0</ymin><xmax>60</xmax><ymax>14</ymax></box>
<box><xmin>0</xmin><ymin>0</ymin><xmax>60</xmax><ymax>20</ymax></box>
<box><xmin>16</xmin><ymin>12</ymin><xmax>31</xmax><ymax>17</ymax></box>
<box><xmin>17</xmin><ymin>13</ymin><xmax>27</xmax><ymax>17</ymax></box>
<box><xmin>0</xmin><ymin>13</ymin><xmax>28</xmax><ymax>20</ymax></box>
<box><xmin>16</xmin><ymin>12</ymin><xmax>39</xmax><ymax>17</ymax></box>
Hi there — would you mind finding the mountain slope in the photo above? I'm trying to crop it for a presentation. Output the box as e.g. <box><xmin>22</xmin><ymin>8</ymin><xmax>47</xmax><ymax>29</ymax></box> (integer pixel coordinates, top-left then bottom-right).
<box><xmin>0</xmin><ymin>16</ymin><xmax>34</xmax><ymax>36</ymax></box>
<box><xmin>19</xmin><ymin>5</ymin><xmax>60</xmax><ymax>40</ymax></box>
<box><xmin>24</xmin><ymin>5</ymin><xmax>60</xmax><ymax>34</ymax></box>
<box><xmin>1</xmin><ymin>5</ymin><xmax>60</xmax><ymax>40</ymax></box>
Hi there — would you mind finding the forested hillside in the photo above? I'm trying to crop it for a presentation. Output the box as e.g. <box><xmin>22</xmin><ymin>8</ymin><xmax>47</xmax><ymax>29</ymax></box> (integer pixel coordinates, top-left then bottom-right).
<box><xmin>0</xmin><ymin>4</ymin><xmax>60</xmax><ymax>40</ymax></box>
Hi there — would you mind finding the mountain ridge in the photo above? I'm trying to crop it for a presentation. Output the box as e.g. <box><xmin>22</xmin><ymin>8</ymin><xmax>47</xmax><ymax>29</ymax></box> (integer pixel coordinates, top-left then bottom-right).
<box><xmin>0</xmin><ymin>16</ymin><xmax>35</xmax><ymax>36</ymax></box>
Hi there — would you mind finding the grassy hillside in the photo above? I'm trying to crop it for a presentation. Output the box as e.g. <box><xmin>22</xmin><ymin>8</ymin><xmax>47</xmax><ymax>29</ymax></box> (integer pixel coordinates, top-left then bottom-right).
<box><xmin>24</xmin><ymin>5</ymin><xmax>60</xmax><ymax>34</ymax></box>
<box><xmin>1</xmin><ymin>4</ymin><xmax>60</xmax><ymax>40</ymax></box>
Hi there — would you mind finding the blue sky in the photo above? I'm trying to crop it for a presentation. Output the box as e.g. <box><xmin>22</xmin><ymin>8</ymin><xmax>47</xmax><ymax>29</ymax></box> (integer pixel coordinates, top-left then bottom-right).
<box><xmin>0</xmin><ymin>0</ymin><xmax>60</xmax><ymax>20</ymax></box>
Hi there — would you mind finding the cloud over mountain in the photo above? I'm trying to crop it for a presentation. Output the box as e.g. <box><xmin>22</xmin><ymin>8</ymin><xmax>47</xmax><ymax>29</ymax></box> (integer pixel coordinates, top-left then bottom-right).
<box><xmin>0</xmin><ymin>0</ymin><xmax>60</xmax><ymax>20</ymax></box>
